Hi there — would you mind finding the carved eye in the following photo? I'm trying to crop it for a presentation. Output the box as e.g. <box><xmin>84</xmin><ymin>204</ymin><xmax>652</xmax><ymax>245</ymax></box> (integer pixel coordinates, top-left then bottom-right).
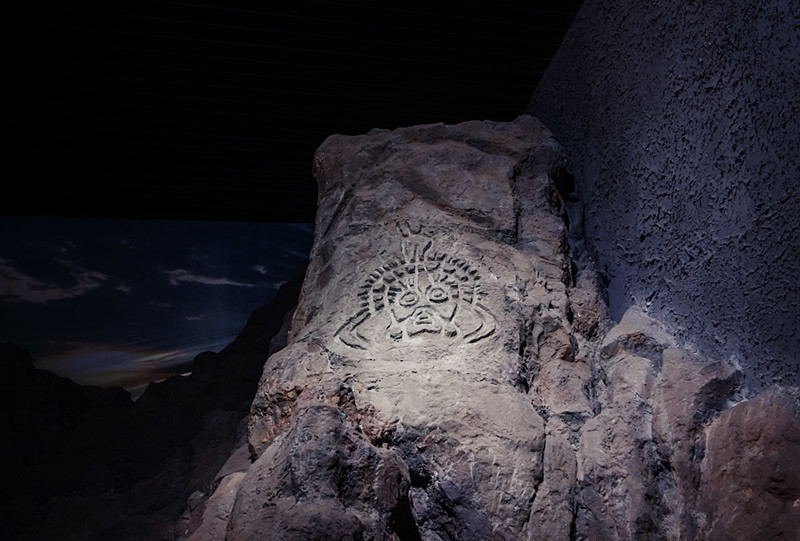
<box><xmin>399</xmin><ymin>291</ymin><xmax>419</xmax><ymax>307</ymax></box>
<box><xmin>428</xmin><ymin>286</ymin><xmax>448</xmax><ymax>303</ymax></box>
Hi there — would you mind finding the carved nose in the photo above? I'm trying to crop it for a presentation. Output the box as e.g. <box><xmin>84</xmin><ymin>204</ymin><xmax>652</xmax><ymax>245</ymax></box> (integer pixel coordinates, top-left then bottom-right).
<box><xmin>413</xmin><ymin>307</ymin><xmax>435</xmax><ymax>324</ymax></box>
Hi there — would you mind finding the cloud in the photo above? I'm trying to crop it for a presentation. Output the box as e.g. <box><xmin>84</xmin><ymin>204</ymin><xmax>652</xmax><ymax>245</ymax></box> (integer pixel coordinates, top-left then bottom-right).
<box><xmin>185</xmin><ymin>315</ymin><xmax>204</xmax><ymax>321</ymax></box>
<box><xmin>59</xmin><ymin>240</ymin><xmax>77</xmax><ymax>255</ymax></box>
<box><xmin>34</xmin><ymin>345</ymin><xmax>195</xmax><ymax>400</ymax></box>
<box><xmin>166</xmin><ymin>269</ymin><xmax>256</xmax><ymax>288</ymax></box>
<box><xmin>282</xmin><ymin>247</ymin><xmax>313</xmax><ymax>259</ymax></box>
<box><xmin>116</xmin><ymin>282</ymin><xmax>132</xmax><ymax>293</ymax></box>
<box><xmin>0</xmin><ymin>258</ymin><xmax>107</xmax><ymax>303</ymax></box>
<box><xmin>34</xmin><ymin>340</ymin><xmax>230</xmax><ymax>399</ymax></box>
<box><xmin>252</xmin><ymin>265</ymin><xmax>267</xmax><ymax>275</ymax></box>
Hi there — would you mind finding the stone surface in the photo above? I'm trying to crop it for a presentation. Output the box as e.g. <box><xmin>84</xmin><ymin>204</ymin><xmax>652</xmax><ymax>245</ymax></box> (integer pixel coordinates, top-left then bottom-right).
<box><xmin>228</xmin><ymin>404</ymin><xmax>415</xmax><ymax>541</ymax></box>
<box><xmin>528</xmin><ymin>0</ymin><xmax>800</xmax><ymax>391</ymax></box>
<box><xmin>237</xmin><ymin>116</ymin><xmax>565</xmax><ymax>540</ymax></box>
<box><xmin>183</xmin><ymin>117</ymin><xmax>799</xmax><ymax>540</ymax></box>
<box><xmin>697</xmin><ymin>388</ymin><xmax>800</xmax><ymax>540</ymax></box>
<box><xmin>186</xmin><ymin>472</ymin><xmax>247</xmax><ymax>541</ymax></box>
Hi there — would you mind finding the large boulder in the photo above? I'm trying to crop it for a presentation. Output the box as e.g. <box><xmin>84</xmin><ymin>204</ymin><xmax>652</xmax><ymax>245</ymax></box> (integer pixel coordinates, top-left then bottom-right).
<box><xmin>235</xmin><ymin>116</ymin><xmax>568</xmax><ymax>540</ymax></box>
<box><xmin>185</xmin><ymin>116</ymin><xmax>800</xmax><ymax>540</ymax></box>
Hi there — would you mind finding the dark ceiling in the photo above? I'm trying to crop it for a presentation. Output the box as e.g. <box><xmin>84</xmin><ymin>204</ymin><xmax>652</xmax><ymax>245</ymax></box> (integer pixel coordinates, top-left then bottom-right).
<box><xmin>4</xmin><ymin>1</ymin><xmax>582</xmax><ymax>223</ymax></box>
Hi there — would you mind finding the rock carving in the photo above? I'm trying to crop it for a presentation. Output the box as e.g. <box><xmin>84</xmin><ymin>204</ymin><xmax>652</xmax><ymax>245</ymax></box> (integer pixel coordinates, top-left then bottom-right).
<box><xmin>336</xmin><ymin>236</ymin><xmax>496</xmax><ymax>349</ymax></box>
<box><xmin>211</xmin><ymin>118</ymin><xmax>800</xmax><ymax>541</ymax></box>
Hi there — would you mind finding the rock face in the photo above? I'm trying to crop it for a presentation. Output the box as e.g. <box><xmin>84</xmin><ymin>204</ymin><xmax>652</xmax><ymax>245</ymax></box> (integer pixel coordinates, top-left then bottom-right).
<box><xmin>184</xmin><ymin>117</ymin><xmax>800</xmax><ymax>540</ymax></box>
<box><xmin>528</xmin><ymin>0</ymin><xmax>800</xmax><ymax>390</ymax></box>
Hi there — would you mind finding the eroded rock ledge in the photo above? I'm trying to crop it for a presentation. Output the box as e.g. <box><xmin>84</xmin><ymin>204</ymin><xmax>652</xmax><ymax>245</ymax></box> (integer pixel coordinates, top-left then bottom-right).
<box><xmin>181</xmin><ymin>116</ymin><xmax>800</xmax><ymax>541</ymax></box>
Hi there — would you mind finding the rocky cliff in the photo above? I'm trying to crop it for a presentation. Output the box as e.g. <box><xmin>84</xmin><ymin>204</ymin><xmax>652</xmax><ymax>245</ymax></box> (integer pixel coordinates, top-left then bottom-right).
<box><xmin>183</xmin><ymin>117</ymin><xmax>800</xmax><ymax>540</ymax></box>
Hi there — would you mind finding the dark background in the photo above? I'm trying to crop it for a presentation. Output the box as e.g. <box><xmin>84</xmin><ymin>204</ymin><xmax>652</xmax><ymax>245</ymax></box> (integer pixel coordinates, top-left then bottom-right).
<box><xmin>3</xmin><ymin>0</ymin><xmax>583</xmax><ymax>223</ymax></box>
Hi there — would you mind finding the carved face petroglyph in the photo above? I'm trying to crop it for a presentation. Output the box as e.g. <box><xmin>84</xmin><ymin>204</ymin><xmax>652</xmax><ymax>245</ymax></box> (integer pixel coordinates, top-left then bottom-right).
<box><xmin>386</xmin><ymin>263</ymin><xmax>458</xmax><ymax>339</ymax></box>
<box><xmin>336</xmin><ymin>238</ymin><xmax>496</xmax><ymax>350</ymax></box>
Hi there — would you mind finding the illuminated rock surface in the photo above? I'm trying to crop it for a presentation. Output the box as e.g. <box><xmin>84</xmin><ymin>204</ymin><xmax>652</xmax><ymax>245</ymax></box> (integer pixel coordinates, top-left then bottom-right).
<box><xmin>183</xmin><ymin>117</ymin><xmax>800</xmax><ymax>540</ymax></box>
<box><xmin>529</xmin><ymin>0</ymin><xmax>800</xmax><ymax>390</ymax></box>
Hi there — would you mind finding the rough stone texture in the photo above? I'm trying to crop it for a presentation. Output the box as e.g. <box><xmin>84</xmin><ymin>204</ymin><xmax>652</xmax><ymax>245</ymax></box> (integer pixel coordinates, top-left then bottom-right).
<box><xmin>236</xmin><ymin>116</ymin><xmax>565</xmax><ymax>540</ymax></box>
<box><xmin>650</xmin><ymin>348</ymin><xmax>745</xmax><ymax>539</ymax></box>
<box><xmin>185</xmin><ymin>117</ymin><xmax>800</xmax><ymax>540</ymax></box>
<box><xmin>185</xmin><ymin>472</ymin><xmax>247</xmax><ymax>541</ymax></box>
<box><xmin>528</xmin><ymin>0</ymin><xmax>800</xmax><ymax>391</ymax></box>
<box><xmin>229</xmin><ymin>404</ymin><xmax>415</xmax><ymax>541</ymax></box>
<box><xmin>697</xmin><ymin>387</ymin><xmax>800</xmax><ymax>540</ymax></box>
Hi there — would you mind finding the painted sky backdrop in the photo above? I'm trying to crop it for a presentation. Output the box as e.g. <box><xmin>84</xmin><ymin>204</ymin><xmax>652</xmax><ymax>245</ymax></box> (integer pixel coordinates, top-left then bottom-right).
<box><xmin>0</xmin><ymin>217</ymin><xmax>313</xmax><ymax>398</ymax></box>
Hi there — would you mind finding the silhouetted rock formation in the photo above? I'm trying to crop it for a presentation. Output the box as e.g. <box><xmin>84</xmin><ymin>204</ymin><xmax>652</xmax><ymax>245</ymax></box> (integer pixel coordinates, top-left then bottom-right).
<box><xmin>183</xmin><ymin>117</ymin><xmax>799</xmax><ymax>540</ymax></box>
<box><xmin>0</xmin><ymin>264</ymin><xmax>306</xmax><ymax>541</ymax></box>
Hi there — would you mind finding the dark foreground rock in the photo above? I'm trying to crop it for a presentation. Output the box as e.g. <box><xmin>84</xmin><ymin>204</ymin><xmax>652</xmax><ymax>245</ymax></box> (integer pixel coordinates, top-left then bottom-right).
<box><xmin>0</xmin><ymin>264</ymin><xmax>306</xmax><ymax>541</ymax></box>
<box><xmin>182</xmin><ymin>116</ymin><xmax>800</xmax><ymax>540</ymax></box>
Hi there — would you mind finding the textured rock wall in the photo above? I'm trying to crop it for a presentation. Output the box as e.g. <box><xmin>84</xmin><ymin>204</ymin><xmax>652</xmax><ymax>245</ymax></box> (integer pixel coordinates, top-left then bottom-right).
<box><xmin>181</xmin><ymin>117</ymin><xmax>800</xmax><ymax>540</ymax></box>
<box><xmin>528</xmin><ymin>0</ymin><xmax>800</xmax><ymax>390</ymax></box>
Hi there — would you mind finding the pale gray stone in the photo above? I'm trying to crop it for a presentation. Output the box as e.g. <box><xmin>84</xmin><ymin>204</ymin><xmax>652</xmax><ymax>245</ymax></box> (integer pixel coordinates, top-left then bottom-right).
<box><xmin>238</xmin><ymin>116</ymin><xmax>565</xmax><ymax>539</ymax></box>
<box><xmin>180</xmin><ymin>116</ymin><xmax>800</xmax><ymax>540</ymax></box>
